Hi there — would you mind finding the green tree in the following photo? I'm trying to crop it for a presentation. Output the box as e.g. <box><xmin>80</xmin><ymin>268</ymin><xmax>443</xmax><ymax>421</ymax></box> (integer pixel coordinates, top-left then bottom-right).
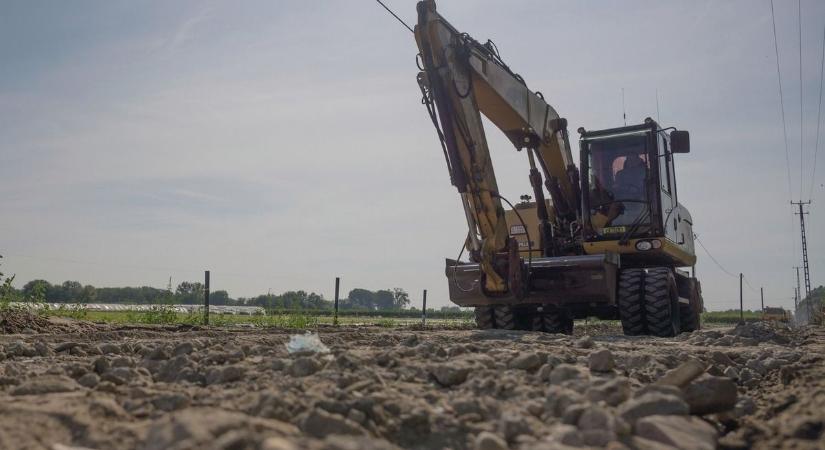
<box><xmin>374</xmin><ymin>290</ymin><xmax>395</xmax><ymax>310</ymax></box>
<box><xmin>0</xmin><ymin>255</ymin><xmax>19</xmax><ymax>305</ymax></box>
<box><xmin>175</xmin><ymin>281</ymin><xmax>204</xmax><ymax>304</ymax></box>
<box><xmin>210</xmin><ymin>290</ymin><xmax>230</xmax><ymax>305</ymax></box>
<box><xmin>392</xmin><ymin>288</ymin><xmax>410</xmax><ymax>309</ymax></box>
<box><xmin>60</xmin><ymin>281</ymin><xmax>83</xmax><ymax>302</ymax></box>
<box><xmin>22</xmin><ymin>280</ymin><xmax>51</xmax><ymax>302</ymax></box>
<box><xmin>346</xmin><ymin>288</ymin><xmax>375</xmax><ymax>309</ymax></box>
<box><xmin>304</xmin><ymin>292</ymin><xmax>328</xmax><ymax>309</ymax></box>
<box><xmin>79</xmin><ymin>285</ymin><xmax>97</xmax><ymax>303</ymax></box>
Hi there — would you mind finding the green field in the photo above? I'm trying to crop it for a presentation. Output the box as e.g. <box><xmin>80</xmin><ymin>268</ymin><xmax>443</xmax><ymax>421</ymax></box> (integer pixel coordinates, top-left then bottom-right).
<box><xmin>43</xmin><ymin>307</ymin><xmax>474</xmax><ymax>329</ymax></box>
<box><xmin>38</xmin><ymin>304</ymin><xmax>764</xmax><ymax>329</ymax></box>
<box><xmin>701</xmin><ymin>310</ymin><xmax>764</xmax><ymax>324</ymax></box>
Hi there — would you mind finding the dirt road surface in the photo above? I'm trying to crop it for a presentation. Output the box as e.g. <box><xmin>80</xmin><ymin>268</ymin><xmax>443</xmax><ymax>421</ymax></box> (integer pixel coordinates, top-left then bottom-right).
<box><xmin>0</xmin><ymin>316</ymin><xmax>822</xmax><ymax>450</ymax></box>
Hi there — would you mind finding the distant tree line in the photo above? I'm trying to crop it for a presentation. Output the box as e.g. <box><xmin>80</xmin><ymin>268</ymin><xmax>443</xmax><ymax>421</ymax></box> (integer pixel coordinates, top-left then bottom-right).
<box><xmin>4</xmin><ymin>278</ymin><xmax>417</xmax><ymax>311</ymax></box>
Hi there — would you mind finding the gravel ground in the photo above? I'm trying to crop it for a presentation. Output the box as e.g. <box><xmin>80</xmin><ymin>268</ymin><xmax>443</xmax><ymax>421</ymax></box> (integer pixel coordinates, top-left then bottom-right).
<box><xmin>0</xmin><ymin>315</ymin><xmax>822</xmax><ymax>450</ymax></box>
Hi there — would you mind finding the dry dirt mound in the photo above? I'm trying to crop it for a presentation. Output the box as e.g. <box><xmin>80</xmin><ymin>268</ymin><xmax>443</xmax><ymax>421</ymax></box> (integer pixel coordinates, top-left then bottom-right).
<box><xmin>0</xmin><ymin>322</ymin><xmax>821</xmax><ymax>449</ymax></box>
<box><xmin>0</xmin><ymin>308</ymin><xmax>50</xmax><ymax>334</ymax></box>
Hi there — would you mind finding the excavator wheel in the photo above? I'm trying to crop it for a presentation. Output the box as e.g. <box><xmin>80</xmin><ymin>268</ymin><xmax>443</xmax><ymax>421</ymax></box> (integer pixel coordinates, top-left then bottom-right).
<box><xmin>531</xmin><ymin>312</ymin><xmax>545</xmax><ymax>331</ymax></box>
<box><xmin>617</xmin><ymin>269</ymin><xmax>646</xmax><ymax>336</ymax></box>
<box><xmin>644</xmin><ymin>268</ymin><xmax>681</xmax><ymax>337</ymax></box>
<box><xmin>474</xmin><ymin>306</ymin><xmax>496</xmax><ymax>329</ymax></box>
<box><xmin>540</xmin><ymin>309</ymin><xmax>574</xmax><ymax>335</ymax></box>
<box><xmin>493</xmin><ymin>305</ymin><xmax>517</xmax><ymax>330</ymax></box>
<box><xmin>679</xmin><ymin>303</ymin><xmax>699</xmax><ymax>333</ymax></box>
<box><xmin>679</xmin><ymin>280</ymin><xmax>702</xmax><ymax>332</ymax></box>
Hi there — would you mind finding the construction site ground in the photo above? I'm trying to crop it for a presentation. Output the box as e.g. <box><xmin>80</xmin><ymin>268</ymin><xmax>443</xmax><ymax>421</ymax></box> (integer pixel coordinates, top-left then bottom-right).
<box><xmin>0</xmin><ymin>313</ymin><xmax>823</xmax><ymax>450</ymax></box>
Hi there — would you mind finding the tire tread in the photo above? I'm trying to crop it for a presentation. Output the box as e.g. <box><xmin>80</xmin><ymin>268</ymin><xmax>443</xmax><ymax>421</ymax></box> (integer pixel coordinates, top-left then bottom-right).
<box><xmin>618</xmin><ymin>269</ymin><xmax>646</xmax><ymax>335</ymax></box>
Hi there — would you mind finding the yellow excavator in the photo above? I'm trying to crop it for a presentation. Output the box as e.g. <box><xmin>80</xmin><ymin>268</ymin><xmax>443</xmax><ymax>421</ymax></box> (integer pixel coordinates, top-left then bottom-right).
<box><xmin>414</xmin><ymin>0</ymin><xmax>702</xmax><ymax>336</ymax></box>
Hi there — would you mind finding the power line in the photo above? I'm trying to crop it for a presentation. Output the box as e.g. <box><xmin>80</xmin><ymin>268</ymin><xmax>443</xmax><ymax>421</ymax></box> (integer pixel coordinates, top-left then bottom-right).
<box><xmin>743</xmin><ymin>275</ymin><xmax>758</xmax><ymax>293</ymax></box>
<box><xmin>810</xmin><ymin>24</ymin><xmax>825</xmax><ymax>200</ymax></box>
<box><xmin>771</xmin><ymin>0</ymin><xmax>795</xmax><ymax>202</ymax></box>
<box><xmin>694</xmin><ymin>234</ymin><xmax>738</xmax><ymax>278</ymax></box>
<box><xmin>798</xmin><ymin>0</ymin><xmax>804</xmax><ymax>200</ymax></box>
<box><xmin>375</xmin><ymin>0</ymin><xmax>414</xmax><ymax>33</ymax></box>
<box><xmin>771</xmin><ymin>0</ymin><xmax>802</xmax><ymax>288</ymax></box>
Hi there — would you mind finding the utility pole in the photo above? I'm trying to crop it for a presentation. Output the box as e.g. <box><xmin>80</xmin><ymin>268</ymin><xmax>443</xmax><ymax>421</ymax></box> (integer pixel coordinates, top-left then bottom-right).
<box><xmin>760</xmin><ymin>287</ymin><xmax>764</xmax><ymax>315</ymax></box>
<box><xmin>794</xmin><ymin>266</ymin><xmax>802</xmax><ymax>311</ymax></box>
<box><xmin>794</xmin><ymin>287</ymin><xmax>799</xmax><ymax>313</ymax></box>
<box><xmin>739</xmin><ymin>273</ymin><xmax>744</xmax><ymax>324</ymax></box>
<box><xmin>791</xmin><ymin>201</ymin><xmax>812</xmax><ymax>297</ymax></box>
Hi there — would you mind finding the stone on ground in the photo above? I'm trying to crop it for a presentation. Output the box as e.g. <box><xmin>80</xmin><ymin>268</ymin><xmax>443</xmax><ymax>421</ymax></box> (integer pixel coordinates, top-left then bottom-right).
<box><xmin>634</xmin><ymin>415</ymin><xmax>717</xmax><ymax>450</ymax></box>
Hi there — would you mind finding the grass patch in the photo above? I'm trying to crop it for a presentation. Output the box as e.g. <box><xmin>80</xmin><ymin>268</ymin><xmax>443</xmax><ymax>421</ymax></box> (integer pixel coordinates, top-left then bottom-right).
<box><xmin>44</xmin><ymin>306</ymin><xmax>769</xmax><ymax>329</ymax></box>
<box><xmin>44</xmin><ymin>308</ymin><xmax>469</xmax><ymax>329</ymax></box>
<box><xmin>376</xmin><ymin>318</ymin><xmax>397</xmax><ymax>328</ymax></box>
<box><xmin>702</xmin><ymin>310</ymin><xmax>763</xmax><ymax>324</ymax></box>
<box><xmin>45</xmin><ymin>303</ymin><xmax>88</xmax><ymax>321</ymax></box>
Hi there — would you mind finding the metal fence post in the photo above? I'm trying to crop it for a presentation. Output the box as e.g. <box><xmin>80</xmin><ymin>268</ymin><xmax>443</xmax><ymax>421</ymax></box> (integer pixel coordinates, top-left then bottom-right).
<box><xmin>739</xmin><ymin>273</ymin><xmax>743</xmax><ymax>324</ymax></box>
<box><xmin>422</xmin><ymin>289</ymin><xmax>427</xmax><ymax>326</ymax></box>
<box><xmin>204</xmin><ymin>270</ymin><xmax>210</xmax><ymax>326</ymax></box>
<box><xmin>334</xmin><ymin>277</ymin><xmax>340</xmax><ymax>326</ymax></box>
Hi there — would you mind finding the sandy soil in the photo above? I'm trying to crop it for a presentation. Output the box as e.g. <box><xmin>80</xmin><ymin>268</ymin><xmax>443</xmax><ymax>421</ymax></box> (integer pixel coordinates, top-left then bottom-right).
<box><xmin>0</xmin><ymin>315</ymin><xmax>822</xmax><ymax>450</ymax></box>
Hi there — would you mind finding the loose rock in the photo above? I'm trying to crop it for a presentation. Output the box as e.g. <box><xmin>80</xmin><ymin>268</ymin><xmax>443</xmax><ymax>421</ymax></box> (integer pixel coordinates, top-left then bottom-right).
<box><xmin>10</xmin><ymin>375</ymin><xmax>79</xmax><ymax>395</ymax></box>
<box><xmin>301</xmin><ymin>408</ymin><xmax>366</xmax><ymax>438</ymax></box>
<box><xmin>589</xmin><ymin>349</ymin><xmax>615</xmax><ymax>373</ymax></box>
<box><xmin>288</xmin><ymin>357</ymin><xmax>322</xmax><ymax>377</ymax></box>
<box><xmin>206</xmin><ymin>365</ymin><xmax>245</xmax><ymax>385</ymax></box>
<box><xmin>683</xmin><ymin>375</ymin><xmax>737</xmax><ymax>414</ymax></box>
<box><xmin>430</xmin><ymin>363</ymin><xmax>470</xmax><ymax>386</ymax></box>
<box><xmin>635</xmin><ymin>415</ymin><xmax>717</xmax><ymax>450</ymax></box>
<box><xmin>475</xmin><ymin>431</ymin><xmax>508</xmax><ymax>450</ymax></box>
<box><xmin>618</xmin><ymin>392</ymin><xmax>689</xmax><ymax>423</ymax></box>
<box><xmin>508</xmin><ymin>352</ymin><xmax>543</xmax><ymax>371</ymax></box>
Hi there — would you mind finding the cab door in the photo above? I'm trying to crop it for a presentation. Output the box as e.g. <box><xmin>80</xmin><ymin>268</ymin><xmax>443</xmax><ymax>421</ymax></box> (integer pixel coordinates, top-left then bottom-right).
<box><xmin>659</xmin><ymin>133</ymin><xmax>696</xmax><ymax>264</ymax></box>
<box><xmin>657</xmin><ymin>134</ymin><xmax>676</xmax><ymax>240</ymax></box>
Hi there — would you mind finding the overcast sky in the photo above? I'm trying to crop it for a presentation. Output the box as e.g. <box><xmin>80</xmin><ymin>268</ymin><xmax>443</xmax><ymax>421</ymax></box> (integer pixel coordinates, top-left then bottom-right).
<box><xmin>1</xmin><ymin>0</ymin><xmax>824</xmax><ymax>310</ymax></box>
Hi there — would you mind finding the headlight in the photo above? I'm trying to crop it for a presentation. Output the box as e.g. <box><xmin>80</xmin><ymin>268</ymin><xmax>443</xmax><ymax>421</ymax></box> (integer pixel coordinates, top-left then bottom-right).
<box><xmin>635</xmin><ymin>240</ymin><xmax>653</xmax><ymax>251</ymax></box>
<box><xmin>651</xmin><ymin>239</ymin><xmax>662</xmax><ymax>249</ymax></box>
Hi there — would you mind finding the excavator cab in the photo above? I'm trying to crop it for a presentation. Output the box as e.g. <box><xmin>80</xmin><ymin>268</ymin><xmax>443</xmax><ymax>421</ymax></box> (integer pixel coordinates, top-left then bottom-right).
<box><xmin>579</xmin><ymin>119</ymin><xmax>696</xmax><ymax>269</ymax></box>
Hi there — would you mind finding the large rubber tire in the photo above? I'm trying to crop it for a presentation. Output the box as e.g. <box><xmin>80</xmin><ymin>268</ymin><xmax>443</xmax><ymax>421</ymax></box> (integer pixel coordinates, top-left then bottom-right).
<box><xmin>644</xmin><ymin>268</ymin><xmax>681</xmax><ymax>337</ymax></box>
<box><xmin>542</xmin><ymin>309</ymin><xmax>574</xmax><ymax>334</ymax></box>
<box><xmin>474</xmin><ymin>306</ymin><xmax>495</xmax><ymax>329</ymax></box>
<box><xmin>493</xmin><ymin>305</ymin><xmax>517</xmax><ymax>330</ymax></box>
<box><xmin>618</xmin><ymin>269</ymin><xmax>646</xmax><ymax>335</ymax></box>
<box><xmin>531</xmin><ymin>312</ymin><xmax>545</xmax><ymax>331</ymax></box>
<box><xmin>680</xmin><ymin>280</ymin><xmax>702</xmax><ymax>332</ymax></box>
<box><xmin>529</xmin><ymin>308</ymin><xmax>573</xmax><ymax>334</ymax></box>
<box><xmin>679</xmin><ymin>304</ymin><xmax>699</xmax><ymax>333</ymax></box>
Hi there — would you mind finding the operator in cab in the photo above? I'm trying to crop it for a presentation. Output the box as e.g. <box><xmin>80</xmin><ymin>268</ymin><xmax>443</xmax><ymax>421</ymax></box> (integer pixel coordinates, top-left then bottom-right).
<box><xmin>614</xmin><ymin>154</ymin><xmax>647</xmax><ymax>200</ymax></box>
<box><xmin>589</xmin><ymin>152</ymin><xmax>649</xmax><ymax>230</ymax></box>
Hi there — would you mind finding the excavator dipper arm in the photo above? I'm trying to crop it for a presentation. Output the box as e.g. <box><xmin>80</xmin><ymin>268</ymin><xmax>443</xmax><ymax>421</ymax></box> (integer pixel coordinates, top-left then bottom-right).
<box><xmin>415</xmin><ymin>0</ymin><xmax>579</xmax><ymax>294</ymax></box>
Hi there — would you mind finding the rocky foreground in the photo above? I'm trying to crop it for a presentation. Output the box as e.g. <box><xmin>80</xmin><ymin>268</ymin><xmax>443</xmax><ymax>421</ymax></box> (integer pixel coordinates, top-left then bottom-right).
<box><xmin>0</xmin><ymin>318</ymin><xmax>822</xmax><ymax>450</ymax></box>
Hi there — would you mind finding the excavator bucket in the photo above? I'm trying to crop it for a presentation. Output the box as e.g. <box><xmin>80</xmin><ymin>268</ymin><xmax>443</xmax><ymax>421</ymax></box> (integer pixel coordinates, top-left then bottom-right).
<box><xmin>445</xmin><ymin>253</ymin><xmax>619</xmax><ymax>308</ymax></box>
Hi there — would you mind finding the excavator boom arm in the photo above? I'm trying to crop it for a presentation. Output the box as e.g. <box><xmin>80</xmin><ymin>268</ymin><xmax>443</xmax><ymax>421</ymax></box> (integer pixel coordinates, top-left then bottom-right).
<box><xmin>415</xmin><ymin>0</ymin><xmax>579</xmax><ymax>293</ymax></box>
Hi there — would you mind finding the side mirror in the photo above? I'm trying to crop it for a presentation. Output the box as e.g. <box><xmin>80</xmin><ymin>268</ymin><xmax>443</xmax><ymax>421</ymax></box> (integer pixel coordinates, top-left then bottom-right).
<box><xmin>670</xmin><ymin>130</ymin><xmax>690</xmax><ymax>153</ymax></box>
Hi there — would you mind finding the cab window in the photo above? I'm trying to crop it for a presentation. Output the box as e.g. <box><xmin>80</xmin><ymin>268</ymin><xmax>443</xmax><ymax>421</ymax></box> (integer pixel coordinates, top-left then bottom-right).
<box><xmin>586</xmin><ymin>133</ymin><xmax>651</xmax><ymax>228</ymax></box>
